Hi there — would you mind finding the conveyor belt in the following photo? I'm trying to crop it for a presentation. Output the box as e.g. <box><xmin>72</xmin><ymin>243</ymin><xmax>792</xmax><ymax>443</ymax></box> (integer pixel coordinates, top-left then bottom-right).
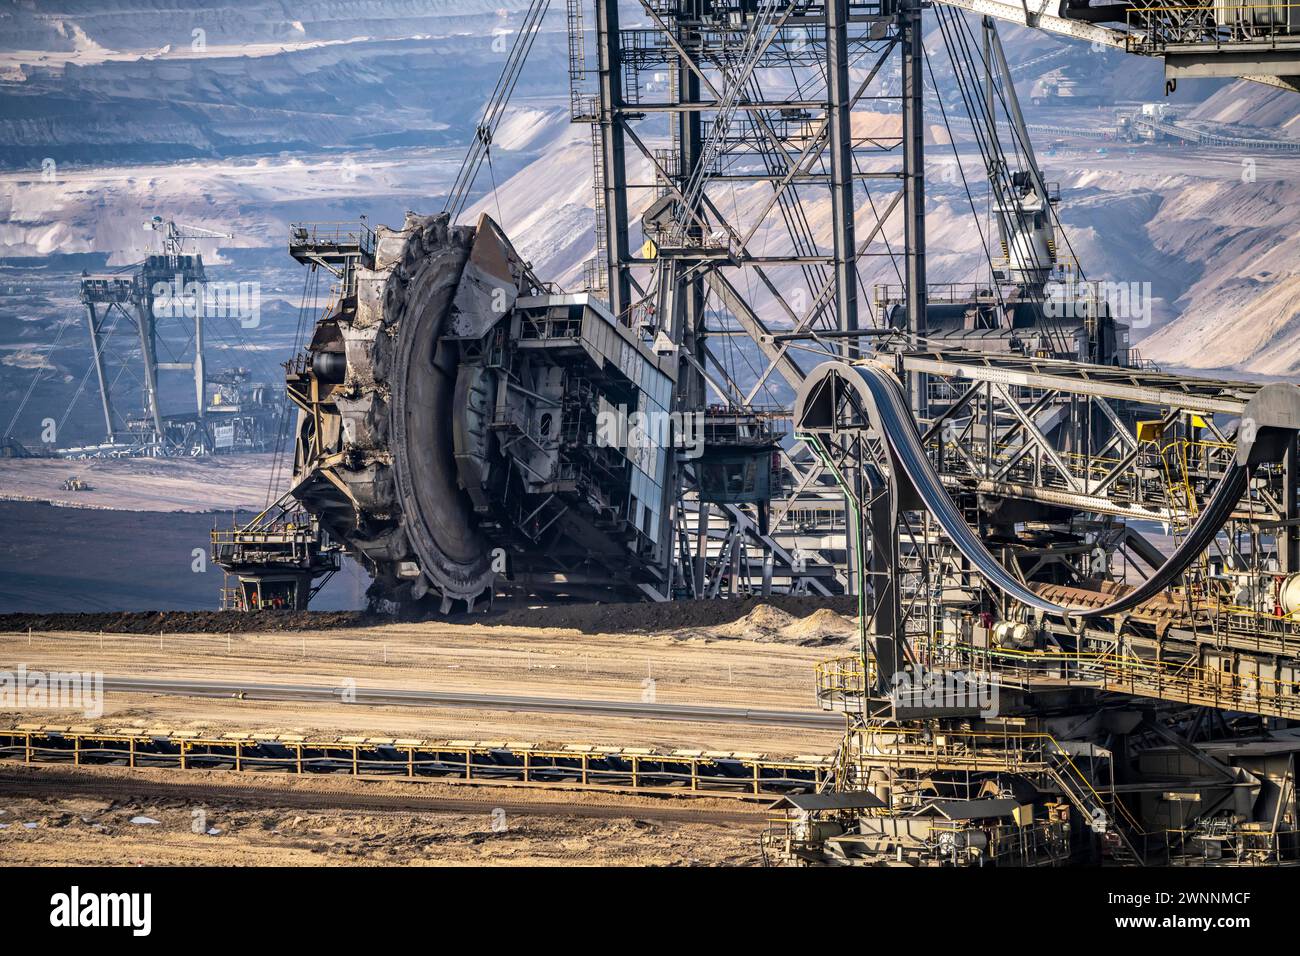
<box><xmin>0</xmin><ymin>726</ymin><xmax>831</xmax><ymax>799</ymax></box>
<box><xmin>850</xmin><ymin>363</ymin><xmax>1253</xmax><ymax>619</ymax></box>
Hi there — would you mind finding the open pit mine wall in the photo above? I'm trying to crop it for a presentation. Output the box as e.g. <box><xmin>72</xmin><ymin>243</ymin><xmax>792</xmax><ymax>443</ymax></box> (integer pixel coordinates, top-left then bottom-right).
<box><xmin>0</xmin><ymin>1</ymin><xmax>566</xmax><ymax>168</ymax></box>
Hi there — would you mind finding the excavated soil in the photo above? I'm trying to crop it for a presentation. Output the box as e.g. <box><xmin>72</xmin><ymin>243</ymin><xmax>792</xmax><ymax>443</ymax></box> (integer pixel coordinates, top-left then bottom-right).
<box><xmin>708</xmin><ymin>604</ymin><xmax>857</xmax><ymax>647</ymax></box>
<box><xmin>0</xmin><ymin>610</ymin><xmax>375</xmax><ymax>635</ymax></box>
<box><xmin>470</xmin><ymin>595</ymin><xmax>859</xmax><ymax>635</ymax></box>
<box><xmin>0</xmin><ymin>596</ymin><xmax>859</xmax><ymax>638</ymax></box>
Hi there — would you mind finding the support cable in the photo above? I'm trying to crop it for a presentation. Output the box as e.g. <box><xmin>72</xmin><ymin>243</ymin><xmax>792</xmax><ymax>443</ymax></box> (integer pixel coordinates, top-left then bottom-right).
<box><xmin>444</xmin><ymin>0</ymin><xmax>553</xmax><ymax>222</ymax></box>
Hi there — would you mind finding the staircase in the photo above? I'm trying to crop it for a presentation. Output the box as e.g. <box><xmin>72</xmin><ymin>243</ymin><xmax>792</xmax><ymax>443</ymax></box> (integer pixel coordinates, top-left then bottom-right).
<box><xmin>1044</xmin><ymin>745</ymin><xmax>1158</xmax><ymax>866</ymax></box>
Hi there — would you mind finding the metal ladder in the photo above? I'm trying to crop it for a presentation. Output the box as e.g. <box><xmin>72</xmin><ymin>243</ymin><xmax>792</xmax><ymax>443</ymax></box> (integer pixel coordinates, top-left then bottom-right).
<box><xmin>566</xmin><ymin>0</ymin><xmax>607</xmax><ymax>292</ymax></box>
<box><xmin>1044</xmin><ymin>746</ymin><xmax>1150</xmax><ymax>865</ymax></box>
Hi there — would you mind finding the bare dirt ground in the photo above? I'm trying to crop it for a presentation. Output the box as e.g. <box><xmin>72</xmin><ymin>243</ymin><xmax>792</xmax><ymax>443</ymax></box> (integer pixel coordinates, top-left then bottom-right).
<box><xmin>0</xmin><ymin>766</ymin><xmax>759</xmax><ymax>866</ymax></box>
<box><xmin>0</xmin><ymin>607</ymin><xmax>849</xmax><ymax>864</ymax></box>
<box><xmin>0</xmin><ymin>610</ymin><xmax>847</xmax><ymax>753</ymax></box>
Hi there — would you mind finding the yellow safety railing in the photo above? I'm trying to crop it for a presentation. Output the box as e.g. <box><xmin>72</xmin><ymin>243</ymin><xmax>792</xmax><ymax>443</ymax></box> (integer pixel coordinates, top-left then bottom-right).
<box><xmin>815</xmin><ymin>656</ymin><xmax>870</xmax><ymax>697</ymax></box>
<box><xmin>841</xmin><ymin>723</ymin><xmax>1152</xmax><ymax>843</ymax></box>
<box><xmin>927</xmin><ymin>640</ymin><xmax>1300</xmax><ymax>717</ymax></box>
<box><xmin>822</xmin><ymin>640</ymin><xmax>1300</xmax><ymax>718</ymax></box>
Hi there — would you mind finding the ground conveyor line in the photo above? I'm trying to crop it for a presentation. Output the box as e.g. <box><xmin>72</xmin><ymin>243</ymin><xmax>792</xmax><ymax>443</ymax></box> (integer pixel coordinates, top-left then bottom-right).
<box><xmin>0</xmin><ymin>727</ymin><xmax>832</xmax><ymax>800</ymax></box>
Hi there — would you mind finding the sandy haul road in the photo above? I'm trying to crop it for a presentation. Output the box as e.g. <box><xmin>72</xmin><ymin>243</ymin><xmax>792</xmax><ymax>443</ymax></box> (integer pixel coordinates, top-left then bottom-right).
<box><xmin>0</xmin><ymin>607</ymin><xmax>851</xmax><ymax>753</ymax></box>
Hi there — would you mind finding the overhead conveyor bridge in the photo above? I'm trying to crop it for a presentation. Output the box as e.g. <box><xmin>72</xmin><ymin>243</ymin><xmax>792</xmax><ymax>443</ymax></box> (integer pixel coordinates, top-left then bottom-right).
<box><xmin>797</xmin><ymin>360</ymin><xmax>1300</xmax><ymax>619</ymax></box>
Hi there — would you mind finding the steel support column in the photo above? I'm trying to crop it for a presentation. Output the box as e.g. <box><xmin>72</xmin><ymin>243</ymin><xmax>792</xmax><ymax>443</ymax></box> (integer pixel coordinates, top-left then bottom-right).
<box><xmin>678</xmin><ymin>30</ymin><xmax>706</xmax><ymax>409</ymax></box>
<box><xmin>595</xmin><ymin>0</ymin><xmax>632</xmax><ymax>321</ymax></box>
<box><xmin>133</xmin><ymin>297</ymin><xmax>166</xmax><ymax>448</ymax></box>
<box><xmin>901</xmin><ymin>0</ymin><xmax>928</xmax><ymax>416</ymax></box>
<box><xmin>864</xmin><ymin>463</ymin><xmax>902</xmax><ymax>697</ymax></box>
<box><xmin>194</xmin><ymin>310</ymin><xmax>207</xmax><ymax>452</ymax></box>
<box><xmin>84</xmin><ymin>302</ymin><xmax>116</xmax><ymax>441</ymax></box>
<box><xmin>1284</xmin><ymin>436</ymin><xmax>1300</xmax><ymax>572</ymax></box>
<box><xmin>826</xmin><ymin>0</ymin><xmax>859</xmax><ymax>359</ymax></box>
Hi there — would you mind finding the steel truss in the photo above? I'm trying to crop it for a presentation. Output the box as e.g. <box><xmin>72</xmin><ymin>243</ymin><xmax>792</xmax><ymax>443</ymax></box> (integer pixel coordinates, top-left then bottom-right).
<box><xmin>570</xmin><ymin>0</ymin><xmax>932</xmax><ymax>596</ymax></box>
<box><xmin>802</xmin><ymin>350</ymin><xmax>1300</xmax><ymax>711</ymax></box>
<box><xmin>781</xmin><ymin>350</ymin><xmax>1300</xmax><ymax>865</ymax></box>
<box><xmin>79</xmin><ymin>258</ymin><xmax>211</xmax><ymax>455</ymax></box>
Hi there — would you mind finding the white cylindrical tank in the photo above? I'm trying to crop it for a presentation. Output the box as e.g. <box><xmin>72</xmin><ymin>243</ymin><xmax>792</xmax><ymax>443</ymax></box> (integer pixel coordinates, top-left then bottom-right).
<box><xmin>993</xmin><ymin>620</ymin><xmax>1034</xmax><ymax>649</ymax></box>
<box><xmin>1278</xmin><ymin>573</ymin><xmax>1300</xmax><ymax>615</ymax></box>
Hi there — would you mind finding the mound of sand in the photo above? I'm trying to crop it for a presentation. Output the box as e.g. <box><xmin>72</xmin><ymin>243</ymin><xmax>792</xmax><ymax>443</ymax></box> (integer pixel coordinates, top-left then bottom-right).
<box><xmin>476</xmin><ymin>595</ymin><xmax>859</xmax><ymax>636</ymax></box>
<box><xmin>706</xmin><ymin>604</ymin><xmax>857</xmax><ymax>646</ymax></box>
<box><xmin>715</xmin><ymin>603</ymin><xmax>797</xmax><ymax>639</ymax></box>
<box><xmin>778</xmin><ymin>608</ymin><xmax>857</xmax><ymax>646</ymax></box>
